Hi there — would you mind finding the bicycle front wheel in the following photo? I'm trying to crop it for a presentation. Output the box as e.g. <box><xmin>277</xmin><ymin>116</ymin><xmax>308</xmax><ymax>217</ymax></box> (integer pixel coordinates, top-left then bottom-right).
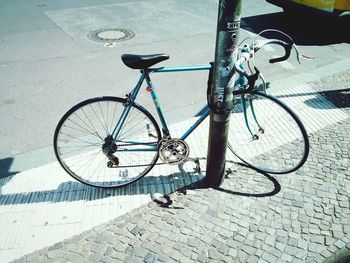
<box><xmin>54</xmin><ymin>97</ymin><xmax>161</xmax><ymax>188</ymax></box>
<box><xmin>228</xmin><ymin>91</ymin><xmax>309</xmax><ymax>174</ymax></box>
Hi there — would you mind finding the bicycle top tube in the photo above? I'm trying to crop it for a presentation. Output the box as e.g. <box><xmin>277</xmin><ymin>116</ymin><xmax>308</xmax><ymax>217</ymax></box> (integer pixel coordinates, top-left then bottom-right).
<box><xmin>149</xmin><ymin>64</ymin><xmax>212</xmax><ymax>73</ymax></box>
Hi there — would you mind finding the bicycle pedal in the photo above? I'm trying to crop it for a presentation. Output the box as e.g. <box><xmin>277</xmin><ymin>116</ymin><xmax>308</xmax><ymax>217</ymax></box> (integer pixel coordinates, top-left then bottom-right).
<box><xmin>225</xmin><ymin>168</ymin><xmax>235</xmax><ymax>178</ymax></box>
<box><xmin>193</xmin><ymin>166</ymin><xmax>201</xmax><ymax>173</ymax></box>
<box><xmin>107</xmin><ymin>161</ymin><xmax>115</xmax><ymax>168</ymax></box>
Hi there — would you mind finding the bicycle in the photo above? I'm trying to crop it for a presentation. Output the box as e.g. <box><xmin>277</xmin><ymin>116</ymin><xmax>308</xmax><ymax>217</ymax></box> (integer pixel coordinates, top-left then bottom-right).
<box><xmin>53</xmin><ymin>36</ymin><xmax>309</xmax><ymax>188</ymax></box>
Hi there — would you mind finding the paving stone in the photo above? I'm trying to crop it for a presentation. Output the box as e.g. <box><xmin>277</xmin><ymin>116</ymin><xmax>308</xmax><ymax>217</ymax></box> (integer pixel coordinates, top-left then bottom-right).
<box><xmin>310</xmin><ymin>235</ymin><xmax>325</xmax><ymax>244</ymax></box>
<box><xmin>170</xmin><ymin>250</ymin><xmax>182</xmax><ymax>261</ymax></box>
<box><xmin>331</xmin><ymin>224</ymin><xmax>343</xmax><ymax>232</ymax></box>
<box><xmin>119</xmin><ymin>235</ymin><xmax>130</xmax><ymax>244</ymax></box>
<box><xmin>295</xmin><ymin>248</ymin><xmax>308</xmax><ymax>260</ymax></box>
<box><xmin>265</xmin><ymin>236</ymin><xmax>275</xmax><ymax>246</ymax></box>
<box><xmin>233</xmin><ymin>234</ymin><xmax>245</xmax><ymax>243</ymax></box>
<box><xmin>218</xmin><ymin>244</ymin><xmax>230</xmax><ymax>255</ymax></box>
<box><xmin>285</xmin><ymin>245</ymin><xmax>300</xmax><ymax>256</ymax></box>
<box><xmin>103</xmin><ymin>246</ymin><xmax>114</xmax><ymax>257</ymax></box>
<box><xmin>144</xmin><ymin>252</ymin><xmax>156</xmax><ymax>263</ymax></box>
<box><xmin>308</xmin><ymin>243</ymin><xmax>323</xmax><ymax>253</ymax></box>
<box><xmin>325</xmin><ymin>236</ymin><xmax>335</xmax><ymax>246</ymax></box>
<box><xmin>240</xmin><ymin>244</ymin><xmax>256</xmax><ymax>256</ymax></box>
<box><xmin>297</xmin><ymin>239</ymin><xmax>308</xmax><ymax>249</ymax></box>
<box><xmin>334</xmin><ymin>239</ymin><xmax>346</xmax><ymax>249</ymax></box>
<box><xmin>141</xmin><ymin>240</ymin><xmax>153</xmax><ymax>250</ymax></box>
<box><xmin>101</xmin><ymin>255</ymin><xmax>120</xmax><ymax>263</ymax></box>
<box><xmin>187</xmin><ymin>237</ymin><xmax>200</xmax><ymax>248</ymax></box>
<box><xmin>124</xmin><ymin>255</ymin><xmax>135</xmax><ymax>263</ymax></box>
<box><xmin>328</xmin><ymin>245</ymin><xmax>338</xmax><ymax>253</ymax></box>
<box><xmin>208</xmin><ymin>247</ymin><xmax>221</xmax><ymax>260</ymax></box>
<box><xmin>88</xmin><ymin>253</ymin><xmax>102</xmax><ymax>262</ymax></box>
<box><xmin>276</xmin><ymin>236</ymin><xmax>287</xmax><ymax>244</ymax></box>
<box><xmin>276</xmin><ymin>241</ymin><xmax>286</xmax><ymax>252</ymax></box>
<box><xmin>281</xmin><ymin>253</ymin><xmax>293</xmax><ymax>262</ymax></box>
<box><xmin>246</xmin><ymin>255</ymin><xmax>259</xmax><ymax>263</ymax></box>
<box><xmin>226</xmin><ymin>239</ymin><xmax>241</xmax><ymax>249</ymax></box>
<box><xmin>332</xmin><ymin>230</ymin><xmax>344</xmax><ymax>239</ymax></box>
<box><xmin>134</xmin><ymin>247</ymin><xmax>147</xmax><ymax>258</ymax></box>
<box><xmin>292</xmin><ymin>258</ymin><xmax>305</xmax><ymax>263</ymax></box>
<box><xmin>236</xmin><ymin>250</ymin><xmax>249</xmax><ymax>262</ymax></box>
<box><xmin>288</xmin><ymin>238</ymin><xmax>298</xmax><ymax>247</ymax></box>
<box><xmin>113</xmin><ymin>242</ymin><xmax>127</xmax><ymax>253</ymax></box>
<box><xmin>291</xmin><ymin>201</ymin><xmax>304</xmax><ymax>208</ymax></box>
<box><xmin>157</xmin><ymin>251</ymin><xmax>169</xmax><ymax>262</ymax></box>
<box><xmin>124</xmin><ymin>245</ymin><xmax>134</xmax><ymax>256</ymax></box>
<box><xmin>261</xmin><ymin>252</ymin><xmax>278</xmax><ymax>263</ymax></box>
<box><xmin>309</xmin><ymin>227</ymin><xmax>320</xmax><ymax>235</ymax></box>
<box><xmin>320</xmin><ymin>249</ymin><xmax>333</xmax><ymax>258</ymax></box>
<box><xmin>197</xmin><ymin>251</ymin><xmax>208</xmax><ymax>263</ymax></box>
<box><xmin>227</xmin><ymin>248</ymin><xmax>238</xmax><ymax>258</ymax></box>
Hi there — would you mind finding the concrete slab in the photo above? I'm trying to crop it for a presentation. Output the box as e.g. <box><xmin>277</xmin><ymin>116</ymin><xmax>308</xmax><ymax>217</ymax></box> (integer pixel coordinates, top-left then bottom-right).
<box><xmin>45</xmin><ymin>0</ymin><xmax>217</xmax><ymax>51</ymax></box>
<box><xmin>0</xmin><ymin>29</ymin><xmax>83</xmax><ymax>62</ymax></box>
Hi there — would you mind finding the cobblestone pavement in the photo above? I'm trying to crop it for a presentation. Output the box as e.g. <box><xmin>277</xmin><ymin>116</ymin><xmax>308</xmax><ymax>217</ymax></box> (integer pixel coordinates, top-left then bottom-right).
<box><xmin>14</xmin><ymin>71</ymin><xmax>350</xmax><ymax>262</ymax></box>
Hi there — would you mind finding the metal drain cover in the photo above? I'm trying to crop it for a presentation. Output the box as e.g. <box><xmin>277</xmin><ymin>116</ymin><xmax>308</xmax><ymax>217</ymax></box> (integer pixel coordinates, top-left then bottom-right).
<box><xmin>88</xmin><ymin>28</ymin><xmax>135</xmax><ymax>42</ymax></box>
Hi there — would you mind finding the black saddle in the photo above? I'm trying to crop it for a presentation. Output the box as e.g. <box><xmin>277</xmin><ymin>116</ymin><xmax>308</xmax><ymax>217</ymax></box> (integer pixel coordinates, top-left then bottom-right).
<box><xmin>121</xmin><ymin>54</ymin><xmax>169</xmax><ymax>69</ymax></box>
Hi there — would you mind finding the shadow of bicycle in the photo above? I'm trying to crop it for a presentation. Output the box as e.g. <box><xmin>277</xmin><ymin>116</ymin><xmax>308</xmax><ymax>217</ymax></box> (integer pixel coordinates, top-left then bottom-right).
<box><xmin>0</xmin><ymin>159</ymin><xmax>205</xmax><ymax>206</ymax></box>
<box><xmin>0</xmin><ymin>157</ymin><xmax>282</xmax><ymax>207</ymax></box>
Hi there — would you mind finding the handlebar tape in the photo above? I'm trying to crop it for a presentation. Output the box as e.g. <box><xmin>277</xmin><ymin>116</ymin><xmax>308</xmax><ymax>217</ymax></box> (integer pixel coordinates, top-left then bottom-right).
<box><xmin>269</xmin><ymin>44</ymin><xmax>292</xmax><ymax>63</ymax></box>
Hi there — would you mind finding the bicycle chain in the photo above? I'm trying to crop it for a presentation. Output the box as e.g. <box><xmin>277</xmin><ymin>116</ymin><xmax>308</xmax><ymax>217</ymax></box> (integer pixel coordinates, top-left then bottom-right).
<box><xmin>109</xmin><ymin>141</ymin><xmax>167</xmax><ymax>168</ymax></box>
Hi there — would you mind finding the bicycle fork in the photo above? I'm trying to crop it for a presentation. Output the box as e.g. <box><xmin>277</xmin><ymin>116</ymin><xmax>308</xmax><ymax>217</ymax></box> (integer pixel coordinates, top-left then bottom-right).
<box><xmin>242</xmin><ymin>94</ymin><xmax>264</xmax><ymax>140</ymax></box>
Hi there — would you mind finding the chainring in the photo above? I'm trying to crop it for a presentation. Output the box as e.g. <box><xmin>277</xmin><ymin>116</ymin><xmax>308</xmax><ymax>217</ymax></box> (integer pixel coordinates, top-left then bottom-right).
<box><xmin>159</xmin><ymin>138</ymin><xmax>190</xmax><ymax>164</ymax></box>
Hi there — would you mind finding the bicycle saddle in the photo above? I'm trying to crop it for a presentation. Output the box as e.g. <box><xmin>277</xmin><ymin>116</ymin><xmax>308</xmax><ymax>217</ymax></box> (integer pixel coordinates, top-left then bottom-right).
<box><xmin>121</xmin><ymin>54</ymin><xmax>169</xmax><ymax>69</ymax></box>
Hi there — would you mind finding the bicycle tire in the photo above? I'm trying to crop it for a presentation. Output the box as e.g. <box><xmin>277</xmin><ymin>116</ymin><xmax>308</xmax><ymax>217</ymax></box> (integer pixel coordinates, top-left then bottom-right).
<box><xmin>228</xmin><ymin>91</ymin><xmax>309</xmax><ymax>174</ymax></box>
<box><xmin>53</xmin><ymin>96</ymin><xmax>161</xmax><ymax>188</ymax></box>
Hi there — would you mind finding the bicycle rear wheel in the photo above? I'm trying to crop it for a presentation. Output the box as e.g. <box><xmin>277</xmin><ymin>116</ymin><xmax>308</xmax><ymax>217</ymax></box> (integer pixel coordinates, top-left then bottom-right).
<box><xmin>228</xmin><ymin>91</ymin><xmax>309</xmax><ymax>174</ymax></box>
<box><xmin>54</xmin><ymin>97</ymin><xmax>161</xmax><ymax>188</ymax></box>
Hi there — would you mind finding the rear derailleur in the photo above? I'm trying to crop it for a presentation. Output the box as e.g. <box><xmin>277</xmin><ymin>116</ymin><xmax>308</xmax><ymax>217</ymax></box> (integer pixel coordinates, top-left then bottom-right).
<box><xmin>102</xmin><ymin>135</ymin><xmax>119</xmax><ymax>168</ymax></box>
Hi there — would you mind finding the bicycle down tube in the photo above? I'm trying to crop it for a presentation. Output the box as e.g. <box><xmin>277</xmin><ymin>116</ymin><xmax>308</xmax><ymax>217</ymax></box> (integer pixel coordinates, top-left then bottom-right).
<box><xmin>112</xmin><ymin>64</ymin><xmax>213</xmax><ymax>149</ymax></box>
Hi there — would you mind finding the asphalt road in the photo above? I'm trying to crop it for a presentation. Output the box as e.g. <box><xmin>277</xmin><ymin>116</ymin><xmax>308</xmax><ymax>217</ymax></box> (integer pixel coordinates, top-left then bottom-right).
<box><xmin>0</xmin><ymin>0</ymin><xmax>349</xmax><ymax>173</ymax></box>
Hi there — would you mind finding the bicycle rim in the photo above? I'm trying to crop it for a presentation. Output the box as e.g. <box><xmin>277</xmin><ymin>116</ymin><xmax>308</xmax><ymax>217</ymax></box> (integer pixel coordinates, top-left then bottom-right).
<box><xmin>228</xmin><ymin>91</ymin><xmax>309</xmax><ymax>174</ymax></box>
<box><xmin>54</xmin><ymin>97</ymin><xmax>161</xmax><ymax>188</ymax></box>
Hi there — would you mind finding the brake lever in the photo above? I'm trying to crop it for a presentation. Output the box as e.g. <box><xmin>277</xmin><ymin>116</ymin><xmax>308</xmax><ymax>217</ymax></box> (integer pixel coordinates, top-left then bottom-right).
<box><xmin>232</xmin><ymin>67</ymin><xmax>260</xmax><ymax>96</ymax></box>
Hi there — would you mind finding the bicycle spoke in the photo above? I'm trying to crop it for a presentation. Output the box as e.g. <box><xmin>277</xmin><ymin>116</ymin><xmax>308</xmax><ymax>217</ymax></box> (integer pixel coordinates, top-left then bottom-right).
<box><xmin>73</xmin><ymin>110</ymin><xmax>103</xmax><ymax>139</ymax></box>
<box><xmin>228</xmin><ymin>91</ymin><xmax>308</xmax><ymax>174</ymax></box>
<box><xmin>54</xmin><ymin>97</ymin><xmax>161</xmax><ymax>188</ymax></box>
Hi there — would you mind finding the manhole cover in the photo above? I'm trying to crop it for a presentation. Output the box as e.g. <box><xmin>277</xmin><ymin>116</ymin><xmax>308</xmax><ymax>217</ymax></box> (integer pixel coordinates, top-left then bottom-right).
<box><xmin>88</xmin><ymin>28</ymin><xmax>135</xmax><ymax>42</ymax></box>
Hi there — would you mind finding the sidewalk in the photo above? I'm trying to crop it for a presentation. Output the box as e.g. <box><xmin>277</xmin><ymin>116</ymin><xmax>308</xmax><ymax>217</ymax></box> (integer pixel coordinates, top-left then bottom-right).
<box><xmin>3</xmin><ymin>70</ymin><xmax>348</xmax><ymax>262</ymax></box>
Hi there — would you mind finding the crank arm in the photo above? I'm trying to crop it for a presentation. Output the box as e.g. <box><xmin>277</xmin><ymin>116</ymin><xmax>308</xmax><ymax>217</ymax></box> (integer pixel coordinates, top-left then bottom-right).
<box><xmin>176</xmin><ymin>155</ymin><xmax>201</xmax><ymax>173</ymax></box>
<box><xmin>174</xmin><ymin>153</ymin><xmax>199</xmax><ymax>163</ymax></box>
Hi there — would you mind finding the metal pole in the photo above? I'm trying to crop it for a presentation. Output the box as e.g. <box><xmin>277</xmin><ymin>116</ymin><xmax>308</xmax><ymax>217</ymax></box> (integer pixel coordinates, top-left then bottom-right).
<box><xmin>205</xmin><ymin>0</ymin><xmax>242</xmax><ymax>187</ymax></box>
